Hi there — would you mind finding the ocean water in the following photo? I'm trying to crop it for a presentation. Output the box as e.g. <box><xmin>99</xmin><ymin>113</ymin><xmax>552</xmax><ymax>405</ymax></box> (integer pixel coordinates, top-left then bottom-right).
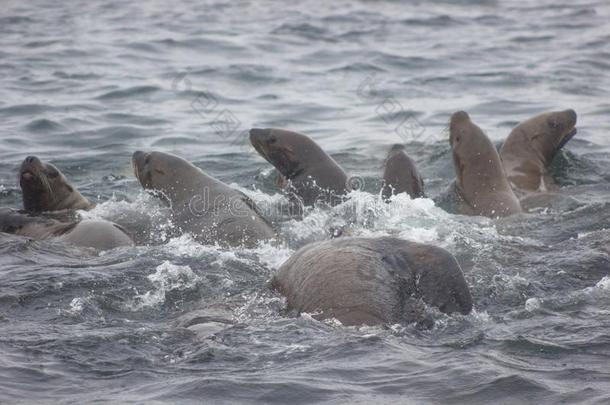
<box><xmin>1</xmin><ymin>0</ymin><xmax>610</xmax><ymax>403</ymax></box>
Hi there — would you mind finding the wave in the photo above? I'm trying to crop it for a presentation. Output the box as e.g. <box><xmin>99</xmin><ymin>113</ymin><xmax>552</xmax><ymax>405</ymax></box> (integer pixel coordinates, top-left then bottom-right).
<box><xmin>95</xmin><ymin>85</ymin><xmax>161</xmax><ymax>100</ymax></box>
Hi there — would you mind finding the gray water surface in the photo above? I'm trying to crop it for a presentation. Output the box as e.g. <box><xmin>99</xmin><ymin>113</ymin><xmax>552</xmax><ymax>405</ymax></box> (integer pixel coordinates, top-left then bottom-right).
<box><xmin>1</xmin><ymin>0</ymin><xmax>609</xmax><ymax>403</ymax></box>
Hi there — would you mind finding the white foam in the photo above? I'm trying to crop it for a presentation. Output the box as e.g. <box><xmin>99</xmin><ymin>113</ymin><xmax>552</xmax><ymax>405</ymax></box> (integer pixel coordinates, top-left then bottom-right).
<box><xmin>470</xmin><ymin>309</ymin><xmax>491</xmax><ymax>323</ymax></box>
<box><xmin>525</xmin><ymin>297</ymin><xmax>542</xmax><ymax>312</ymax></box>
<box><xmin>595</xmin><ymin>276</ymin><xmax>610</xmax><ymax>290</ymax></box>
<box><xmin>162</xmin><ymin>234</ymin><xmax>222</xmax><ymax>257</ymax></box>
<box><xmin>234</xmin><ymin>291</ymin><xmax>285</xmax><ymax>322</ymax></box>
<box><xmin>127</xmin><ymin>261</ymin><xmax>200</xmax><ymax>310</ymax></box>
<box><xmin>252</xmin><ymin>241</ymin><xmax>293</xmax><ymax>270</ymax></box>
<box><xmin>62</xmin><ymin>296</ymin><xmax>103</xmax><ymax>318</ymax></box>
<box><xmin>82</xmin><ymin>191</ymin><xmax>164</xmax><ymax>218</ymax></box>
<box><xmin>68</xmin><ymin>297</ymin><xmax>86</xmax><ymax>315</ymax></box>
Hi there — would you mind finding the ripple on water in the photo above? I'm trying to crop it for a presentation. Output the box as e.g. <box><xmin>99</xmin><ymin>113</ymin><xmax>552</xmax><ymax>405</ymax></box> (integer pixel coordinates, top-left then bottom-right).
<box><xmin>24</xmin><ymin>118</ymin><xmax>67</xmax><ymax>133</ymax></box>
<box><xmin>95</xmin><ymin>85</ymin><xmax>161</xmax><ymax>100</ymax></box>
<box><xmin>0</xmin><ymin>0</ymin><xmax>609</xmax><ymax>402</ymax></box>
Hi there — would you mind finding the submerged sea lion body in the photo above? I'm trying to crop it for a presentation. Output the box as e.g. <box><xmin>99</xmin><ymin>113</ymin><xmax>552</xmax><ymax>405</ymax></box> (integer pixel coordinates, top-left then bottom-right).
<box><xmin>132</xmin><ymin>151</ymin><xmax>275</xmax><ymax>247</ymax></box>
<box><xmin>500</xmin><ymin>109</ymin><xmax>577</xmax><ymax>193</ymax></box>
<box><xmin>271</xmin><ymin>237</ymin><xmax>472</xmax><ymax>326</ymax></box>
<box><xmin>381</xmin><ymin>144</ymin><xmax>425</xmax><ymax>200</ymax></box>
<box><xmin>446</xmin><ymin>111</ymin><xmax>522</xmax><ymax>218</ymax></box>
<box><xmin>250</xmin><ymin>128</ymin><xmax>349</xmax><ymax>207</ymax></box>
<box><xmin>0</xmin><ymin>208</ymin><xmax>133</xmax><ymax>250</ymax></box>
<box><xmin>19</xmin><ymin>156</ymin><xmax>93</xmax><ymax>212</ymax></box>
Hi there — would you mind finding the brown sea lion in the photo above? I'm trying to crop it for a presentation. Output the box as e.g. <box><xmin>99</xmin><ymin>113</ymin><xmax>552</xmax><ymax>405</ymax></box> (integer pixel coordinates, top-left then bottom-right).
<box><xmin>0</xmin><ymin>208</ymin><xmax>133</xmax><ymax>250</ymax></box>
<box><xmin>19</xmin><ymin>156</ymin><xmax>93</xmax><ymax>212</ymax></box>
<box><xmin>500</xmin><ymin>109</ymin><xmax>577</xmax><ymax>192</ymax></box>
<box><xmin>381</xmin><ymin>144</ymin><xmax>425</xmax><ymax>200</ymax></box>
<box><xmin>446</xmin><ymin>111</ymin><xmax>522</xmax><ymax>218</ymax></box>
<box><xmin>249</xmin><ymin>128</ymin><xmax>349</xmax><ymax>207</ymax></box>
<box><xmin>132</xmin><ymin>151</ymin><xmax>275</xmax><ymax>248</ymax></box>
<box><xmin>271</xmin><ymin>237</ymin><xmax>472</xmax><ymax>326</ymax></box>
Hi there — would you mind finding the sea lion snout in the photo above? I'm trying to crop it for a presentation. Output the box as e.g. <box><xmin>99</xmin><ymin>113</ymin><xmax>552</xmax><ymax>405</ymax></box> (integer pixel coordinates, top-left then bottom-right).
<box><xmin>19</xmin><ymin>156</ymin><xmax>44</xmax><ymax>181</ymax></box>
<box><xmin>388</xmin><ymin>144</ymin><xmax>405</xmax><ymax>153</ymax></box>
<box><xmin>249</xmin><ymin>128</ymin><xmax>277</xmax><ymax>149</ymax></box>
<box><xmin>546</xmin><ymin>109</ymin><xmax>578</xmax><ymax>154</ymax></box>
<box><xmin>24</xmin><ymin>156</ymin><xmax>41</xmax><ymax>165</ymax></box>
<box><xmin>249</xmin><ymin>128</ymin><xmax>271</xmax><ymax>140</ymax></box>
<box><xmin>450</xmin><ymin>111</ymin><xmax>470</xmax><ymax>125</ymax></box>
<box><xmin>249</xmin><ymin>128</ymin><xmax>274</xmax><ymax>161</ymax></box>
<box><xmin>565</xmin><ymin>108</ymin><xmax>577</xmax><ymax>125</ymax></box>
<box><xmin>449</xmin><ymin>111</ymin><xmax>471</xmax><ymax>146</ymax></box>
<box><xmin>132</xmin><ymin>150</ymin><xmax>147</xmax><ymax>165</ymax></box>
<box><xmin>131</xmin><ymin>151</ymin><xmax>151</xmax><ymax>186</ymax></box>
<box><xmin>132</xmin><ymin>150</ymin><xmax>152</xmax><ymax>169</ymax></box>
<box><xmin>547</xmin><ymin>109</ymin><xmax>577</xmax><ymax>131</ymax></box>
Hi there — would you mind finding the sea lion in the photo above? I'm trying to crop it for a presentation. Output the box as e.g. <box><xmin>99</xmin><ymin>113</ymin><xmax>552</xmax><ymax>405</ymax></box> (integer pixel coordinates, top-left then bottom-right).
<box><xmin>271</xmin><ymin>237</ymin><xmax>472</xmax><ymax>326</ymax></box>
<box><xmin>446</xmin><ymin>111</ymin><xmax>522</xmax><ymax>218</ymax></box>
<box><xmin>19</xmin><ymin>156</ymin><xmax>93</xmax><ymax>212</ymax></box>
<box><xmin>381</xmin><ymin>144</ymin><xmax>425</xmax><ymax>200</ymax></box>
<box><xmin>249</xmin><ymin>128</ymin><xmax>349</xmax><ymax>207</ymax></box>
<box><xmin>499</xmin><ymin>109</ymin><xmax>577</xmax><ymax>192</ymax></box>
<box><xmin>0</xmin><ymin>208</ymin><xmax>133</xmax><ymax>250</ymax></box>
<box><xmin>173</xmin><ymin>307</ymin><xmax>236</xmax><ymax>339</ymax></box>
<box><xmin>132</xmin><ymin>151</ymin><xmax>275</xmax><ymax>247</ymax></box>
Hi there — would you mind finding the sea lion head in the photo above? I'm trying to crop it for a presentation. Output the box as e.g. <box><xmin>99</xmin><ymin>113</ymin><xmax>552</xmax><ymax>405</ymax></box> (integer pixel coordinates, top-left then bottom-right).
<box><xmin>449</xmin><ymin>111</ymin><xmax>495</xmax><ymax>187</ymax></box>
<box><xmin>19</xmin><ymin>156</ymin><xmax>90</xmax><ymax>212</ymax></box>
<box><xmin>380</xmin><ymin>238</ymin><xmax>473</xmax><ymax>317</ymax></box>
<box><xmin>0</xmin><ymin>208</ymin><xmax>30</xmax><ymax>234</ymax></box>
<box><xmin>249</xmin><ymin>128</ymin><xmax>322</xmax><ymax>181</ymax></box>
<box><xmin>517</xmin><ymin>109</ymin><xmax>577</xmax><ymax>166</ymax></box>
<box><xmin>132</xmin><ymin>151</ymin><xmax>203</xmax><ymax>203</ymax></box>
<box><xmin>0</xmin><ymin>207</ymin><xmax>69</xmax><ymax>238</ymax></box>
<box><xmin>499</xmin><ymin>109</ymin><xmax>577</xmax><ymax>192</ymax></box>
<box><xmin>448</xmin><ymin>111</ymin><xmax>522</xmax><ymax>217</ymax></box>
<box><xmin>381</xmin><ymin>144</ymin><xmax>425</xmax><ymax>200</ymax></box>
<box><xmin>449</xmin><ymin>111</ymin><xmax>482</xmax><ymax>153</ymax></box>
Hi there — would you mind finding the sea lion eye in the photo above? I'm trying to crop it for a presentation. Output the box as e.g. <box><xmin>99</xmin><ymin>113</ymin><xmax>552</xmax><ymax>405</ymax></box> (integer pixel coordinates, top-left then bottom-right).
<box><xmin>47</xmin><ymin>170</ymin><xmax>59</xmax><ymax>178</ymax></box>
<box><xmin>268</xmin><ymin>135</ymin><xmax>277</xmax><ymax>145</ymax></box>
<box><xmin>145</xmin><ymin>156</ymin><xmax>151</xmax><ymax>164</ymax></box>
<box><xmin>547</xmin><ymin>118</ymin><xmax>560</xmax><ymax>129</ymax></box>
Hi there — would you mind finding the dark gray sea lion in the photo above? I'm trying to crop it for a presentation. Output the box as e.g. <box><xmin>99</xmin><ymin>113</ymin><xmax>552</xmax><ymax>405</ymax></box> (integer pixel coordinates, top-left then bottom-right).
<box><xmin>446</xmin><ymin>111</ymin><xmax>522</xmax><ymax>218</ymax></box>
<box><xmin>499</xmin><ymin>109</ymin><xmax>577</xmax><ymax>192</ymax></box>
<box><xmin>249</xmin><ymin>128</ymin><xmax>349</xmax><ymax>207</ymax></box>
<box><xmin>271</xmin><ymin>237</ymin><xmax>472</xmax><ymax>326</ymax></box>
<box><xmin>381</xmin><ymin>144</ymin><xmax>425</xmax><ymax>200</ymax></box>
<box><xmin>0</xmin><ymin>208</ymin><xmax>133</xmax><ymax>250</ymax></box>
<box><xmin>174</xmin><ymin>307</ymin><xmax>236</xmax><ymax>339</ymax></box>
<box><xmin>132</xmin><ymin>151</ymin><xmax>275</xmax><ymax>247</ymax></box>
<box><xmin>19</xmin><ymin>156</ymin><xmax>93</xmax><ymax>212</ymax></box>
